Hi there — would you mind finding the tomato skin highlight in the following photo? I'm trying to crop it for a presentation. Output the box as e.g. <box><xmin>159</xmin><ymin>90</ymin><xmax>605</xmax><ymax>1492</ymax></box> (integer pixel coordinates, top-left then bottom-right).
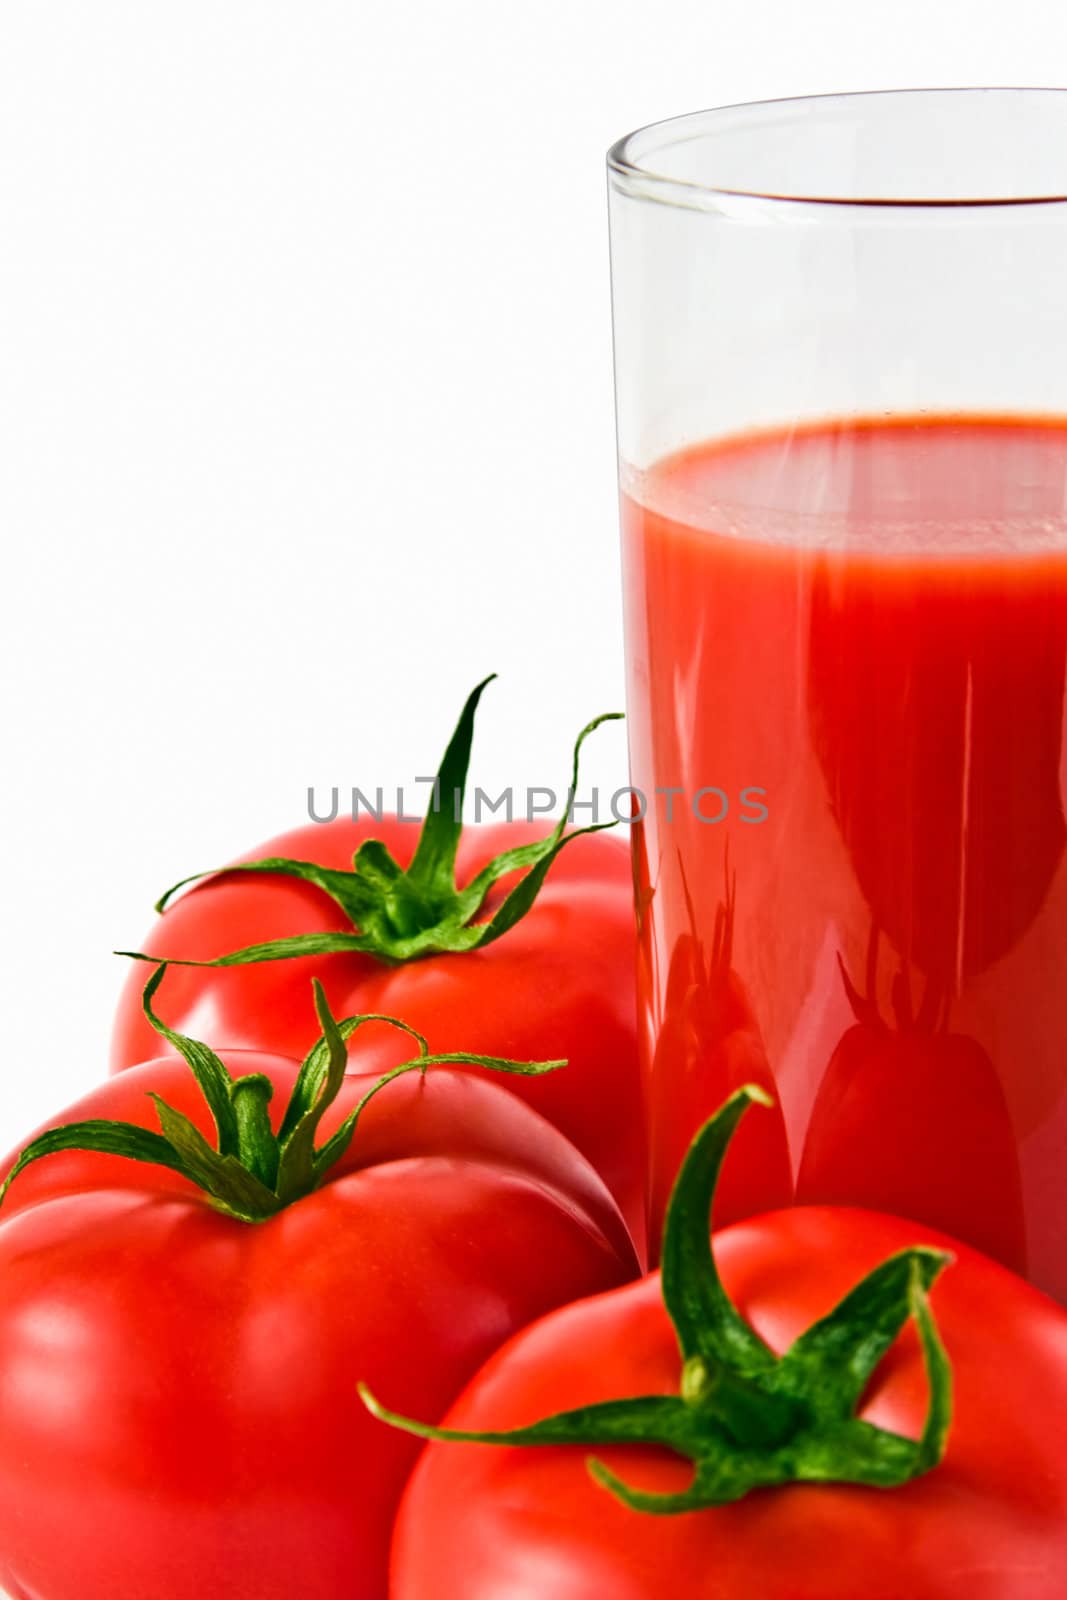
<box><xmin>0</xmin><ymin>1053</ymin><xmax>637</xmax><ymax>1600</ymax></box>
<box><xmin>390</xmin><ymin>1207</ymin><xmax>1067</xmax><ymax>1600</ymax></box>
<box><xmin>110</xmin><ymin>818</ymin><xmax>647</xmax><ymax>1246</ymax></box>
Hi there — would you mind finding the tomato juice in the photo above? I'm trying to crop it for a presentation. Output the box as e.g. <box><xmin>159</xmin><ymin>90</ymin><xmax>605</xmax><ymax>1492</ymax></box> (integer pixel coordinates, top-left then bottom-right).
<box><xmin>622</xmin><ymin>416</ymin><xmax>1067</xmax><ymax>1298</ymax></box>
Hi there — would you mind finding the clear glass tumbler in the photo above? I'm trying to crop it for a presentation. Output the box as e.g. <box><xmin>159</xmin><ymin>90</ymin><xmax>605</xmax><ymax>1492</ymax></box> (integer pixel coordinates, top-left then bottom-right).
<box><xmin>609</xmin><ymin>89</ymin><xmax>1067</xmax><ymax>1298</ymax></box>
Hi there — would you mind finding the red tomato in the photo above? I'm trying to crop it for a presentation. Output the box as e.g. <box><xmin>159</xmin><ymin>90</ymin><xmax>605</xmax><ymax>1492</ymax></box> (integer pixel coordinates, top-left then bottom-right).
<box><xmin>0</xmin><ymin>1033</ymin><xmax>637</xmax><ymax>1598</ymax></box>
<box><xmin>388</xmin><ymin>1207</ymin><xmax>1067</xmax><ymax>1600</ymax></box>
<box><xmin>379</xmin><ymin>1089</ymin><xmax>1067</xmax><ymax>1600</ymax></box>
<box><xmin>110</xmin><ymin>683</ymin><xmax>645</xmax><ymax>1248</ymax></box>
<box><xmin>797</xmin><ymin>937</ymin><xmax>1026</xmax><ymax>1275</ymax></box>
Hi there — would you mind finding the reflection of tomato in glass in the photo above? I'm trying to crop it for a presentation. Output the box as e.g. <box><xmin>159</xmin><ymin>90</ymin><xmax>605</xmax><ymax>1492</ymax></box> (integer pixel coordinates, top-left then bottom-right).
<box><xmin>805</xmin><ymin>461</ymin><xmax>1067</xmax><ymax>983</ymax></box>
<box><xmin>644</xmin><ymin>853</ymin><xmax>792</xmax><ymax>1253</ymax></box>
<box><xmin>797</xmin><ymin>930</ymin><xmax>1026</xmax><ymax>1275</ymax></box>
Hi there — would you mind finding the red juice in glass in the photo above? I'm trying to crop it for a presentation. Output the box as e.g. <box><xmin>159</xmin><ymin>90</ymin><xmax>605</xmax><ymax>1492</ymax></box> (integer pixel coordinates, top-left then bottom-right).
<box><xmin>622</xmin><ymin>415</ymin><xmax>1067</xmax><ymax>1296</ymax></box>
<box><xmin>610</xmin><ymin>92</ymin><xmax>1067</xmax><ymax>1298</ymax></box>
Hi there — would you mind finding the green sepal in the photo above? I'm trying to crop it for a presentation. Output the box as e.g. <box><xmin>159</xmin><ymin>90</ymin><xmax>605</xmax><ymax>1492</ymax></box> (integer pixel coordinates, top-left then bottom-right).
<box><xmin>273</xmin><ymin>979</ymin><xmax>370</xmax><ymax>1205</ymax></box>
<box><xmin>119</xmin><ymin>679</ymin><xmax>624</xmax><ymax>969</ymax></box>
<box><xmin>0</xmin><ymin>1121</ymin><xmax>188</xmax><ymax>1205</ymax></box>
<box><xmin>147</xmin><ymin>1093</ymin><xmax>280</xmax><ymax>1218</ymax></box>
<box><xmin>141</xmin><ymin>962</ymin><xmax>241</xmax><ymax>1156</ymax></box>
<box><xmin>0</xmin><ymin>965</ymin><xmax>566</xmax><ymax>1226</ymax></box>
<box><xmin>360</xmin><ymin>1087</ymin><xmax>955</xmax><ymax>1514</ymax></box>
<box><xmin>404</xmin><ymin>673</ymin><xmax>493</xmax><ymax>895</ymax></box>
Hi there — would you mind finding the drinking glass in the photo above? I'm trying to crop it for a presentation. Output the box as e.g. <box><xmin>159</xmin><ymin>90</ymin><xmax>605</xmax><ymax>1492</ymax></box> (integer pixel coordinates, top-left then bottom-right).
<box><xmin>609</xmin><ymin>88</ymin><xmax>1067</xmax><ymax>1297</ymax></box>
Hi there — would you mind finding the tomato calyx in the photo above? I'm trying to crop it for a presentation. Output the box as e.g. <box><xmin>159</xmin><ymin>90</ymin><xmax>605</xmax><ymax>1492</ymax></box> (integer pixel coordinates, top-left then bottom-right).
<box><xmin>840</xmin><ymin>925</ymin><xmax>951</xmax><ymax>1037</ymax></box>
<box><xmin>118</xmin><ymin>677</ymin><xmax>623</xmax><ymax>970</ymax></box>
<box><xmin>361</xmin><ymin>1087</ymin><xmax>954</xmax><ymax>1513</ymax></box>
<box><xmin>0</xmin><ymin>965</ymin><xmax>564</xmax><ymax>1225</ymax></box>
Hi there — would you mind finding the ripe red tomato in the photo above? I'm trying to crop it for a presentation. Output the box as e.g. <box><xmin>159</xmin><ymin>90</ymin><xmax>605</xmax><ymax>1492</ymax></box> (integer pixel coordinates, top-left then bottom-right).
<box><xmin>110</xmin><ymin>681</ymin><xmax>646</xmax><ymax>1246</ymax></box>
<box><xmin>0</xmin><ymin>984</ymin><xmax>638</xmax><ymax>1600</ymax></box>
<box><xmin>378</xmin><ymin>1092</ymin><xmax>1067</xmax><ymax>1600</ymax></box>
<box><xmin>797</xmin><ymin>937</ymin><xmax>1026</xmax><ymax>1275</ymax></box>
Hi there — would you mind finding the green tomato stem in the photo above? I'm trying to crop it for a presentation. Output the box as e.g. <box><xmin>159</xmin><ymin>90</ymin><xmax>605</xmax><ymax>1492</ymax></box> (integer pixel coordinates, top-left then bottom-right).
<box><xmin>117</xmin><ymin>677</ymin><xmax>624</xmax><ymax>969</ymax></box>
<box><xmin>0</xmin><ymin>966</ymin><xmax>566</xmax><ymax>1226</ymax></box>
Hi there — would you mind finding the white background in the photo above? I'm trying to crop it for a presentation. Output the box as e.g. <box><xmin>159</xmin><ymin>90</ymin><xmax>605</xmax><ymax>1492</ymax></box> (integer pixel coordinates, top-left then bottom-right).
<box><xmin>3</xmin><ymin>0</ymin><xmax>1067</xmax><ymax>1143</ymax></box>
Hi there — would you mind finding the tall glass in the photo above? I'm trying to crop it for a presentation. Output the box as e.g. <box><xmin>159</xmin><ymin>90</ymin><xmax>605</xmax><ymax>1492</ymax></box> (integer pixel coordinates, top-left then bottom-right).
<box><xmin>609</xmin><ymin>89</ymin><xmax>1067</xmax><ymax>1299</ymax></box>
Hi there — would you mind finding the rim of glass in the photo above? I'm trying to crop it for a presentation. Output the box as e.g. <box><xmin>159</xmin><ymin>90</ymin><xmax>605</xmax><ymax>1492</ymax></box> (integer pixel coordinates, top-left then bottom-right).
<box><xmin>608</xmin><ymin>87</ymin><xmax>1067</xmax><ymax>211</ymax></box>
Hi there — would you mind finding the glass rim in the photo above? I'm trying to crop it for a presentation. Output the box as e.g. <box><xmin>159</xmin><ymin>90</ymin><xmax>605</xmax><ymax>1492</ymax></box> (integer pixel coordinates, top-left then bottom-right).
<box><xmin>607</xmin><ymin>87</ymin><xmax>1067</xmax><ymax>212</ymax></box>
